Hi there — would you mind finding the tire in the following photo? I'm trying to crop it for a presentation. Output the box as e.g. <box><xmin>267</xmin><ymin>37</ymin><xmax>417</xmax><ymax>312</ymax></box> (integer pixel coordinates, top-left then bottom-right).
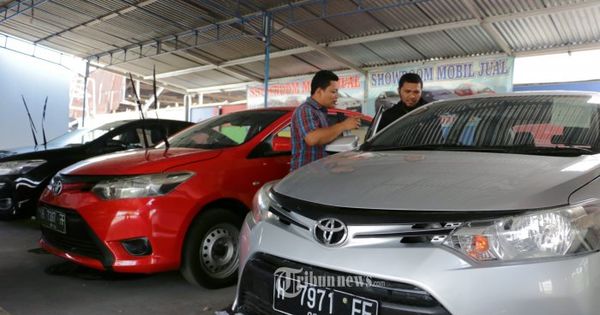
<box><xmin>180</xmin><ymin>207</ymin><xmax>243</xmax><ymax>288</ymax></box>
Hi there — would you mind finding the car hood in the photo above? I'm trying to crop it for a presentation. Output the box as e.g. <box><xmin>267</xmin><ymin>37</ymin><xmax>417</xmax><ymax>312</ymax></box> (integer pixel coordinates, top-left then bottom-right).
<box><xmin>0</xmin><ymin>145</ymin><xmax>79</xmax><ymax>161</ymax></box>
<box><xmin>61</xmin><ymin>148</ymin><xmax>222</xmax><ymax>175</ymax></box>
<box><xmin>275</xmin><ymin>150</ymin><xmax>600</xmax><ymax>211</ymax></box>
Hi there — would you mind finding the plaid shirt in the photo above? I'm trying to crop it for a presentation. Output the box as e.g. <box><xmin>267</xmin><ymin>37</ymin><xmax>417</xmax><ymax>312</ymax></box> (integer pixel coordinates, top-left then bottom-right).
<box><xmin>290</xmin><ymin>97</ymin><xmax>329</xmax><ymax>171</ymax></box>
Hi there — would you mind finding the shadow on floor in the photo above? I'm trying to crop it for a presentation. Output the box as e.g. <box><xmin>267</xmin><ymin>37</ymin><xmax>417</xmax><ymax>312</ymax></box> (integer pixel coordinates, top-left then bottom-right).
<box><xmin>43</xmin><ymin>260</ymin><xmax>152</xmax><ymax>281</ymax></box>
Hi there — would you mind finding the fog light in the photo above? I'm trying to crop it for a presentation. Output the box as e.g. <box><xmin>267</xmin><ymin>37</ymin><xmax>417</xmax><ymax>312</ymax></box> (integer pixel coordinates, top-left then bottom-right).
<box><xmin>0</xmin><ymin>198</ymin><xmax>12</xmax><ymax>210</ymax></box>
<box><xmin>121</xmin><ymin>237</ymin><xmax>152</xmax><ymax>256</ymax></box>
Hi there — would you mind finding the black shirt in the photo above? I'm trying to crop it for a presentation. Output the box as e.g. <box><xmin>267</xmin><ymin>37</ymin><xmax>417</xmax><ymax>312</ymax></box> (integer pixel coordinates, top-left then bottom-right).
<box><xmin>376</xmin><ymin>98</ymin><xmax>427</xmax><ymax>133</ymax></box>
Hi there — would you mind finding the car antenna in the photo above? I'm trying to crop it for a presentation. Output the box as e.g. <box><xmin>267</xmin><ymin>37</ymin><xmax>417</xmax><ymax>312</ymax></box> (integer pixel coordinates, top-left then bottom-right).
<box><xmin>21</xmin><ymin>95</ymin><xmax>39</xmax><ymax>147</ymax></box>
<box><xmin>153</xmin><ymin>65</ymin><xmax>170</xmax><ymax>151</ymax></box>
<box><xmin>128</xmin><ymin>73</ymin><xmax>150</xmax><ymax>149</ymax></box>
<box><xmin>41</xmin><ymin>96</ymin><xmax>48</xmax><ymax>149</ymax></box>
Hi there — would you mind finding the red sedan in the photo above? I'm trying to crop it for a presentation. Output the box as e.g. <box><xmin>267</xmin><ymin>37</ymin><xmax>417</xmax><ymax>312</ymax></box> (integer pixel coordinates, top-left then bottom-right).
<box><xmin>37</xmin><ymin>107</ymin><xmax>370</xmax><ymax>288</ymax></box>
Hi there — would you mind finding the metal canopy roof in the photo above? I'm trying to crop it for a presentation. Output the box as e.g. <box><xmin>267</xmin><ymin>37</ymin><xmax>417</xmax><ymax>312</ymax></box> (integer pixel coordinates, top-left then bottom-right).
<box><xmin>1</xmin><ymin>0</ymin><xmax>599</xmax><ymax>93</ymax></box>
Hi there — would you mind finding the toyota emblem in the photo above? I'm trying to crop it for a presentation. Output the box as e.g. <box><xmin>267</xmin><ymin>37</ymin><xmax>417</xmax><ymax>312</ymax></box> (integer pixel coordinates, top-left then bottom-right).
<box><xmin>314</xmin><ymin>218</ymin><xmax>348</xmax><ymax>247</ymax></box>
<box><xmin>51</xmin><ymin>179</ymin><xmax>63</xmax><ymax>196</ymax></box>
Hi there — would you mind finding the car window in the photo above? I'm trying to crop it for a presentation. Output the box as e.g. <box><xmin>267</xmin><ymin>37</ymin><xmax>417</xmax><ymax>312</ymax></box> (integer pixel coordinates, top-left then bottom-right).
<box><xmin>46</xmin><ymin>121</ymin><xmax>128</xmax><ymax>147</ymax></box>
<box><xmin>165</xmin><ymin>110</ymin><xmax>287</xmax><ymax>149</ymax></box>
<box><xmin>366</xmin><ymin>95</ymin><xmax>600</xmax><ymax>156</ymax></box>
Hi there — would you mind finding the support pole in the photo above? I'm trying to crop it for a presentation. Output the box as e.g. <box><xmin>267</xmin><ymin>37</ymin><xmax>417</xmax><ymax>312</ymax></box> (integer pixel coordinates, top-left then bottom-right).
<box><xmin>82</xmin><ymin>60</ymin><xmax>90</xmax><ymax>128</ymax></box>
<box><xmin>262</xmin><ymin>12</ymin><xmax>272</xmax><ymax>108</ymax></box>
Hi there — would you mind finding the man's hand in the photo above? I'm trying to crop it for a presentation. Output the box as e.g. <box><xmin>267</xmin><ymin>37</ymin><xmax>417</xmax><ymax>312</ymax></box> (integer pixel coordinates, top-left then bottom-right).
<box><xmin>341</xmin><ymin>117</ymin><xmax>361</xmax><ymax>130</ymax></box>
<box><xmin>304</xmin><ymin>116</ymin><xmax>361</xmax><ymax>146</ymax></box>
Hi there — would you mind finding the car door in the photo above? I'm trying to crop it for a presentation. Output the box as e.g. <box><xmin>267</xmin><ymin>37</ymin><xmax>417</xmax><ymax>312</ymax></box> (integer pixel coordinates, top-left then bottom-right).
<box><xmin>364</xmin><ymin>105</ymin><xmax>387</xmax><ymax>142</ymax></box>
<box><xmin>245</xmin><ymin>123</ymin><xmax>293</xmax><ymax>190</ymax></box>
<box><xmin>328</xmin><ymin>112</ymin><xmax>372</xmax><ymax>146</ymax></box>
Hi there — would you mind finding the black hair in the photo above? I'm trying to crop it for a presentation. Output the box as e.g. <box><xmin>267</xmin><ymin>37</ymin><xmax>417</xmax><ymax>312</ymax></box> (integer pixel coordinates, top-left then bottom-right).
<box><xmin>311</xmin><ymin>70</ymin><xmax>339</xmax><ymax>95</ymax></box>
<box><xmin>398</xmin><ymin>73</ymin><xmax>423</xmax><ymax>88</ymax></box>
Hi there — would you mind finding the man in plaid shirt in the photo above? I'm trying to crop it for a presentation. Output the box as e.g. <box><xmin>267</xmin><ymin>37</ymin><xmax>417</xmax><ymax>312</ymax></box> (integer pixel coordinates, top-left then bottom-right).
<box><xmin>290</xmin><ymin>70</ymin><xmax>361</xmax><ymax>171</ymax></box>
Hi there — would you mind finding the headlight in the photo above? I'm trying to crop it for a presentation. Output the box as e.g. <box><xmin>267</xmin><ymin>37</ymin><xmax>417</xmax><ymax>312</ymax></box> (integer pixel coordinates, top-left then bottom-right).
<box><xmin>444</xmin><ymin>200</ymin><xmax>600</xmax><ymax>262</ymax></box>
<box><xmin>251</xmin><ymin>181</ymin><xmax>278</xmax><ymax>223</ymax></box>
<box><xmin>0</xmin><ymin>159</ymin><xmax>46</xmax><ymax>175</ymax></box>
<box><xmin>91</xmin><ymin>172</ymin><xmax>194</xmax><ymax>200</ymax></box>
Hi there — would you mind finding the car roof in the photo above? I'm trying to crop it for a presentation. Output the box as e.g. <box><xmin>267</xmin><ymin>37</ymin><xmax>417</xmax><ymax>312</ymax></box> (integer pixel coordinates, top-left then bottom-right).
<box><xmin>426</xmin><ymin>90</ymin><xmax>600</xmax><ymax>104</ymax></box>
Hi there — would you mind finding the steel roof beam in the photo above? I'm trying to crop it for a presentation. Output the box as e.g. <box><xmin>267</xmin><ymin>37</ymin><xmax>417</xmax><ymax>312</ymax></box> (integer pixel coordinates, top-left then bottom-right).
<box><xmin>273</xmin><ymin>21</ymin><xmax>365</xmax><ymax>75</ymax></box>
<box><xmin>153</xmin><ymin>20</ymin><xmax>479</xmax><ymax>79</ymax></box>
<box><xmin>0</xmin><ymin>0</ymin><xmax>49</xmax><ymax>24</ymax></box>
<box><xmin>152</xmin><ymin>0</ymin><xmax>600</xmax><ymax>79</ymax></box>
<box><xmin>460</xmin><ymin>0</ymin><xmax>512</xmax><ymax>55</ymax></box>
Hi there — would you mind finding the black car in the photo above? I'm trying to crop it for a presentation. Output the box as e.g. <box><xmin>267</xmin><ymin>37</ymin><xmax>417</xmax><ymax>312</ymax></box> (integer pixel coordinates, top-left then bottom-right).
<box><xmin>0</xmin><ymin>119</ymin><xmax>193</xmax><ymax>219</ymax></box>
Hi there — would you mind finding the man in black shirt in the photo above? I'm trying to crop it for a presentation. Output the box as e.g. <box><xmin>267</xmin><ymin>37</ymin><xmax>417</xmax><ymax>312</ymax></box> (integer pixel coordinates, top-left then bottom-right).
<box><xmin>375</xmin><ymin>73</ymin><xmax>427</xmax><ymax>133</ymax></box>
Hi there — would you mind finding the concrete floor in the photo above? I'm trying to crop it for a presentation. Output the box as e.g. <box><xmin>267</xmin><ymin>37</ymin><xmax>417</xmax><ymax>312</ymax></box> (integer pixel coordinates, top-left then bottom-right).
<box><xmin>0</xmin><ymin>219</ymin><xmax>236</xmax><ymax>315</ymax></box>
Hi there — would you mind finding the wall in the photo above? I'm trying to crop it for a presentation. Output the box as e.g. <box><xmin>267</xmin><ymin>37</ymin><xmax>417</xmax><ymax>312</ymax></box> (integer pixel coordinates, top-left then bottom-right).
<box><xmin>514</xmin><ymin>80</ymin><xmax>600</xmax><ymax>92</ymax></box>
<box><xmin>0</xmin><ymin>49</ymin><xmax>71</xmax><ymax>150</ymax></box>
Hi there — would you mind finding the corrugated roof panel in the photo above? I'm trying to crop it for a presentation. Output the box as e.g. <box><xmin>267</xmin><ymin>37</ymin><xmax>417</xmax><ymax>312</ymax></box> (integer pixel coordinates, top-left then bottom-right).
<box><xmin>43</xmin><ymin>36</ymin><xmax>98</xmax><ymax>55</ymax></box>
<box><xmin>68</xmin><ymin>27</ymin><xmax>135</xmax><ymax>48</ymax></box>
<box><xmin>446</xmin><ymin>25</ymin><xmax>500</xmax><ymax>54</ymax></box>
<box><xmin>0</xmin><ymin>18</ymin><xmax>60</xmax><ymax>38</ymax></box>
<box><xmin>330</xmin><ymin>44</ymin><xmax>386</xmax><ymax>67</ymax></box>
<box><xmin>246</xmin><ymin>18</ymin><xmax>304</xmax><ymax>49</ymax></box>
<box><xmin>293</xmin><ymin>50</ymin><xmax>347</xmax><ymax>70</ymax></box>
<box><xmin>142</xmin><ymin>55</ymin><xmax>205</xmax><ymax>73</ymax></box>
<box><xmin>245</xmin><ymin>0</ymin><xmax>291</xmax><ymax>10</ymax></box>
<box><xmin>551</xmin><ymin>6</ymin><xmax>600</xmax><ymax>44</ymax></box>
<box><xmin>494</xmin><ymin>15</ymin><xmax>563</xmax><ymax>51</ymax></box>
<box><xmin>415</xmin><ymin>0</ymin><xmax>472</xmax><ymax>22</ymax></box>
<box><xmin>363</xmin><ymin>38</ymin><xmax>425</xmax><ymax>66</ymax></box>
<box><xmin>119</xmin><ymin>10</ymin><xmax>185</xmax><ymax>34</ymax></box>
<box><xmin>475</xmin><ymin>0</ymin><xmax>546</xmax><ymax>17</ymax></box>
<box><xmin>60</xmin><ymin>0</ymin><xmax>117</xmax><ymax>16</ymax></box>
<box><xmin>192</xmin><ymin>35</ymin><xmax>266</xmax><ymax>62</ymax></box>
<box><xmin>83</xmin><ymin>23</ymin><xmax>140</xmax><ymax>47</ymax></box>
<box><xmin>166</xmin><ymin>70</ymin><xmax>244</xmax><ymax>88</ymax></box>
<box><xmin>237</xmin><ymin>56</ymin><xmax>319</xmax><ymax>79</ymax></box>
<box><xmin>315</xmin><ymin>1</ymin><xmax>387</xmax><ymax>38</ymax></box>
<box><xmin>145</xmin><ymin>0</ymin><xmax>214</xmax><ymax>29</ymax></box>
<box><xmin>404</xmin><ymin>31</ymin><xmax>467</xmax><ymax>58</ymax></box>
<box><xmin>364</xmin><ymin>0</ymin><xmax>433</xmax><ymax>30</ymax></box>
<box><xmin>49</xmin><ymin>32</ymin><xmax>119</xmax><ymax>52</ymax></box>
<box><xmin>281</xmin><ymin>6</ymin><xmax>348</xmax><ymax>43</ymax></box>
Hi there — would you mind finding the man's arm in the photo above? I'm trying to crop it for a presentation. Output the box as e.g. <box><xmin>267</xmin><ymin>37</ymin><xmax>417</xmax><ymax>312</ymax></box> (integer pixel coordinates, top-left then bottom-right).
<box><xmin>305</xmin><ymin>117</ymin><xmax>360</xmax><ymax>146</ymax></box>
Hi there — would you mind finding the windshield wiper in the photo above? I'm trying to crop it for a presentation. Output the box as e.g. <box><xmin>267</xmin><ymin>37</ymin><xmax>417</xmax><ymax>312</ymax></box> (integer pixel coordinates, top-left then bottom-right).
<box><xmin>366</xmin><ymin>143</ymin><xmax>510</xmax><ymax>153</ymax></box>
<box><xmin>507</xmin><ymin>146</ymin><xmax>596</xmax><ymax>156</ymax></box>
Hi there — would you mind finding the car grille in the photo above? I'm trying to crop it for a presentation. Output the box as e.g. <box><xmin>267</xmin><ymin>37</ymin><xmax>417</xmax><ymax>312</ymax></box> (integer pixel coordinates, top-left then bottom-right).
<box><xmin>40</xmin><ymin>204</ymin><xmax>114</xmax><ymax>269</ymax></box>
<box><xmin>268</xmin><ymin>191</ymin><xmax>529</xmax><ymax>245</ymax></box>
<box><xmin>236</xmin><ymin>253</ymin><xmax>452</xmax><ymax>315</ymax></box>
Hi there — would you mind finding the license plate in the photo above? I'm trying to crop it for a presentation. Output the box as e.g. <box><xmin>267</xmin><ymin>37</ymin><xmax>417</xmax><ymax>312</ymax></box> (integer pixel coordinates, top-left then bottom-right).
<box><xmin>273</xmin><ymin>276</ymin><xmax>378</xmax><ymax>315</ymax></box>
<box><xmin>38</xmin><ymin>206</ymin><xmax>66</xmax><ymax>234</ymax></box>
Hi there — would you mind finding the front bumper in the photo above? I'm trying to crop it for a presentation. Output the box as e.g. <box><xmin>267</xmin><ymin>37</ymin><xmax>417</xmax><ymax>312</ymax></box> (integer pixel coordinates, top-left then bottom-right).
<box><xmin>234</xmin><ymin>214</ymin><xmax>600</xmax><ymax>315</ymax></box>
<box><xmin>38</xmin><ymin>185</ymin><xmax>197</xmax><ymax>273</ymax></box>
<box><xmin>0</xmin><ymin>174</ymin><xmax>47</xmax><ymax>217</ymax></box>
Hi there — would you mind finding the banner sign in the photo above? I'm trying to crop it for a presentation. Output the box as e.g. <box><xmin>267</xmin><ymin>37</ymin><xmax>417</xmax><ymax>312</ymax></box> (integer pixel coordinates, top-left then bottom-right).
<box><xmin>247</xmin><ymin>72</ymin><xmax>365</xmax><ymax>112</ymax></box>
<box><xmin>367</xmin><ymin>56</ymin><xmax>515</xmax><ymax>115</ymax></box>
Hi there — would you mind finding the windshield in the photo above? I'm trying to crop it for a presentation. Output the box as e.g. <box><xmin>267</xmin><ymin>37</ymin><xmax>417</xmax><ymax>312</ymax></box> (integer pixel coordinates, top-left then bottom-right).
<box><xmin>163</xmin><ymin>110</ymin><xmax>287</xmax><ymax>149</ymax></box>
<box><xmin>366</xmin><ymin>94</ymin><xmax>600</xmax><ymax>156</ymax></box>
<box><xmin>46</xmin><ymin>121</ymin><xmax>129</xmax><ymax>147</ymax></box>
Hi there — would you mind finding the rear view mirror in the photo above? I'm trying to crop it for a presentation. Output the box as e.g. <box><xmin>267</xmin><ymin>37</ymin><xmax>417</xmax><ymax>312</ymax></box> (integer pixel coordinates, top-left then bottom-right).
<box><xmin>326</xmin><ymin>135</ymin><xmax>358</xmax><ymax>153</ymax></box>
<box><xmin>272</xmin><ymin>136</ymin><xmax>291</xmax><ymax>152</ymax></box>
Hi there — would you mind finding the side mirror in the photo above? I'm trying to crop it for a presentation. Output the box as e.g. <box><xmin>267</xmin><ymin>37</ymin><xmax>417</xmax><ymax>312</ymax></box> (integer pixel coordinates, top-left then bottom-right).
<box><xmin>325</xmin><ymin>135</ymin><xmax>358</xmax><ymax>153</ymax></box>
<box><xmin>272</xmin><ymin>136</ymin><xmax>291</xmax><ymax>152</ymax></box>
